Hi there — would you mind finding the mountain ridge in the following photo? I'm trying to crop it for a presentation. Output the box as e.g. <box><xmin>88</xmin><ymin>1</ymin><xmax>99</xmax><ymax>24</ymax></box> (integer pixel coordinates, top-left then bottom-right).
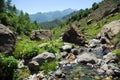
<box><xmin>29</xmin><ymin>8</ymin><xmax>76</xmax><ymax>23</ymax></box>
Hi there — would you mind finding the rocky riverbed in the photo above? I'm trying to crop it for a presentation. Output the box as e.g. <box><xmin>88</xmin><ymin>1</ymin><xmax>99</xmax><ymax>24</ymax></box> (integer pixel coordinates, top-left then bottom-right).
<box><xmin>24</xmin><ymin>39</ymin><xmax>120</xmax><ymax>80</ymax></box>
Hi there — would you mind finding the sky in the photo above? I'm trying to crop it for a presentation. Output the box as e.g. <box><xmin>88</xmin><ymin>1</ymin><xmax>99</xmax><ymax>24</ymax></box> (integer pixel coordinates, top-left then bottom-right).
<box><xmin>11</xmin><ymin>0</ymin><xmax>102</xmax><ymax>14</ymax></box>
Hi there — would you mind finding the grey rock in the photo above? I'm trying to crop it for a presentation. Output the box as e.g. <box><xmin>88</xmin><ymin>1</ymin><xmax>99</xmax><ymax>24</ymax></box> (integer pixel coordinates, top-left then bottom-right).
<box><xmin>60</xmin><ymin>52</ymin><xmax>68</xmax><ymax>58</ymax></box>
<box><xmin>30</xmin><ymin>30</ymin><xmax>52</xmax><ymax>41</ymax></box>
<box><xmin>62</xmin><ymin>24</ymin><xmax>85</xmax><ymax>46</ymax></box>
<box><xmin>77</xmin><ymin>53</ymin><xmax>97</xmax><ymax>64</ymax></box>
<box><xmin>55</xmin><ymin>69</ymin><xmax>65</xmax><ymax>78</ymax></box>
<box><xmin>32</xmin><ymin>52</ymin><xmax>55</xmax><ymax>65</ymax></box>
<box><xmin>103</xmin><ymin>52</ymin><xmax>119</xmax><ymax>63</ymax></box>
<box><xmin>87</xmin><ymin>39</ymin><xmax>100</xmax><ymax>47</ymax></box>
<box><xmin>24</xmin><ymin>71</ymin><xmax>44</xmax><ymax>80</ymax></box>
<box><xmin>97</xmin><ymin>68</ymin><xmax>105</xmax><ymax>75</ymax></box>
<box><xmin>18</xmin><ymin>60</ymin><xmax>24</xmax><ymax>68</ymax></box>
<box><xmin>97</xmin><ymin>20</ymin><xmax>120</xmax><ymax>44</ymax></box>
<box><xmin>28</xmin><ymin>61</ymin><xmax>39</xmax><ymax>71</ymax></box>
<box><xmin>60</xmin><ymin>44</ymin><xmax>73</xmax><ymax>53</ymax></box>
<box><xmin>71</xmin><ymin>48</ymin><xmax>79</xmax><ymax>55</ymax></box>
<box><xmin>0</xmin><ymin>24</ymin><xmax>16</xmax><ymax>56</ymax></box>
<box><xmin>87</xmin><ymin>19</ymin><xmax>93</xmax><ymax>25</ymax></box>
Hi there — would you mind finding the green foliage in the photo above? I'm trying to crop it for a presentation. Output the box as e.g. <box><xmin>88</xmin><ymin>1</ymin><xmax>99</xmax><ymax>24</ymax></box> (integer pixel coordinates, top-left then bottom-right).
<box><xmin>113</xmin><ymin>49</ymin><xmax>120</xmax><ymax>58</ymax></box>
<box><xmin>39</xmin><ymin>60</ymin><xmax>57</xmax><ymax>74</ymax></box>
<box><xmin>44</xmin><ymin>45</ymin><xmax>57</xmax><ymax>53</ymax></box>
<box><xmin>0</xmin><ymin>13</ymin><xmax>10</xmax><ymax>25</ymax></box>
<box><xmin>0</xmin><ymin>0</ymin><xmax>6</xmax><ymax>13</ymax></box>
<box><xmin>0</xmin><ymin>0</ymin><xmax>39</xmax><ymax>36</ymax></box>
<box><xmin>0</xmin><ymin>54</ymin><xmax>18</xmax><ymax>80</ymax></box>
<box><xmin>68</xmin><ymin>8</ymin><xmax>91</xmax><ymax>22</ymax></box>
<box><xmin>13</xmin><ymin>67</ymin><xmax>31</xmax><ymax>80</ymax></box>
<box><xmin>14</xmin><ymin>36</ymin><xmax>39</xmax><ymax>60</ymax></box>
<box><xmin>39</xmin><ymin>19</ymin><xmax>64</xmax><ymax>29</ymax></box>
<box><xmin>92</xmin><ymin>2</ymin><xmax>99</xmax><ymax>10</ymax></box>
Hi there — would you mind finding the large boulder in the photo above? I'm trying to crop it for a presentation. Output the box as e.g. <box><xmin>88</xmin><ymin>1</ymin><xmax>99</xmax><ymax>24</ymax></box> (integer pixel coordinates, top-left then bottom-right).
<box><xmin>30</xmin><ymin>30</ymin><xmax>52</xmax><ymax>41</ymax></box>
<box><xmin>32</xmin><ymin>52</ymin><xmax>55</xmax><ymax>65</ymax></box>
<box><xmin>0</xmin><ymin>24</ymin><xmax>16</xmax><ymax>56</ymax></box>
<box><xmin>97</xmin><ymin>20</ymin><xmax>120</xmax><ymax>44</ymax></box>
<box><xmin>62</xmin><ymin>24</ymin><xmax>85</xmax><ymax>46</ymax></box>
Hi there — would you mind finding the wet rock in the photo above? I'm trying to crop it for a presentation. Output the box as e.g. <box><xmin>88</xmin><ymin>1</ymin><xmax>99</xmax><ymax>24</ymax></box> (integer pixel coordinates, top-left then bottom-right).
<box><xmin>60</xmin><ymin>44</ymin><xmax>73</xmax><ymax>53</ymax></box>
<box><xmin>66</xmin><ymin>53</ymin><xmax>76</xmax><ymax>62</ymax></box>
<box><xmin>58</xmin><ymin>60</ymin><xmax>69</xmax><ymax>68</ymax></box>
<box><xmin>71</xmin><ymin>48</ymin><xmax>79</xmax><ymax>55</ymax></box>
<box><xmin>85</xmin><ymin>39</ymin><xmax>99</xmax><ymax>48</ymax></box>
<box><xmin>62</xmin><ymin>24</ymin><xmax>85</xmax><ymax>46</ymax></box>
<box><xmin>87</xmin><ymin>39</ymin><xmax>100</xmax><ymax>47</ymax></box>
<box><xmin>28</xmin><ymin>61</ymin><xmax>39</xmax><ymax>71</ymax></box>
<box><xmin>24</xmin><ymin>71</ymin><xmax>44</xmax><ymax>80</ymax></box>
<box><xmin>97</xmin><ymin>68</ymin><xmax>105</xmax><ymax>75</ymax></box>
<box><xmin>32</xmin><ymin>52</ymin><xmax>55</xmax><ymax>65</ymax></box>
<box><xmin>106</xmin><ymin>69</ymin><xmax>114</xmax><ymax>75</ymax></box>
<box><xmin>103</xmin><ymin>52</ymin><xmax>119</xmax><ymax>63</ymax></box>
<box><xmin>76</xmin><ymin>53</ymin><xmax>97</xmax><ymax>64</ymax></box>
<box><xmin>55</xmin><ymin>69</ymin><xmax>65</xmax><ymax>78</ymax></box>
<box><xmin>60</xmin><ymin>52</ymin><xmax>68</xmax><ymax>58</ymax></box>
<box><xmin>0</xmin><ymin>24</ymin><xmax>16</xmax><ymax>56</ymax></box>
<box><xmin>97</xmin><ymin>20</ymin><xmax>120</xmax><ymax>44</ymax></box>
<box><xmin>30</xmin><ymin>30</ymin><xmax>52</xmax><ymax>41</ymax></box>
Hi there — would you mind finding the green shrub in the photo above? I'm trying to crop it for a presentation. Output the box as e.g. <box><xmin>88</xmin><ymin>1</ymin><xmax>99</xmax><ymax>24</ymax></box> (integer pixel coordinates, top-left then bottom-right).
<box><xmin>44</xmin><ymin>45</ymin><xmax>57</xmax><ymax>53</ymax></box>
<box><xmin>13</xmin><ymin>67</ymin><xmax>31</xmax><ymax>80</ymax></box>
<box><xmin>23</xmin><ymin>47</ymin><xmax>39</xmax><ymax>60</ymax></box>
<box><xmin>14</xmin><ymin>37</ymin><xmax>39</xmax><ymax>60</ymax></box>
<box><xmin>113</xmin><ymin>49</ymin><xmax>120</xmax><ymax>58</ymax></box>
<box><xmin>0</xmin><ymin>54</ymin><xmax>18</xmax><ymax>80</ymax></box>
<box><xmin>92</xmin><ymin>2</ymin><xmax>99</xmax><ymax>10</ymax></box>
<box><xmin>39</xmin><ymin>60</ymin><xmax>57</xmax><ymax>74</ymax></box>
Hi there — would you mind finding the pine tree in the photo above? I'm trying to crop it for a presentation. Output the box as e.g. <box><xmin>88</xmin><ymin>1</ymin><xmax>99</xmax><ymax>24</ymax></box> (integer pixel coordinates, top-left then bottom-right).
<box><xmin>0</xmin><ymin>0</ymin><xmax>6</xmax><ymax>13</ymax></box>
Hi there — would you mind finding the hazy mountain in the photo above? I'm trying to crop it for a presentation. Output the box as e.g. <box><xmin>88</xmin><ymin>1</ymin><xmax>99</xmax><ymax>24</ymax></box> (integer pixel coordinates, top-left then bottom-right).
<box><xmin>29</xmin><ymin>8</ymin><xmax>75</xmax><ymax>23</ymax></box>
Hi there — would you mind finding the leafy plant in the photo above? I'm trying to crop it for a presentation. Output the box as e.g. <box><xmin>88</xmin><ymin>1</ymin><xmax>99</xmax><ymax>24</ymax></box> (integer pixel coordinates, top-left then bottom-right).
<box><xmin>0</xmin><ymin>54</ymin><xmax>18</xmax><ymax>80</ymax></box>
<box><xmin>14</xmin><ymin>36</ymin><xmax>39</xmax><ymax>60</ymax></box>
<box><xmin>112</xmin><ymin>49</ymin><xmax>120</xmax><ymax>58</ymax></box>
<box><xmin>39</xmin><ymin>60</ymin><xmax>57</xmax><ymax>74</ymax></box>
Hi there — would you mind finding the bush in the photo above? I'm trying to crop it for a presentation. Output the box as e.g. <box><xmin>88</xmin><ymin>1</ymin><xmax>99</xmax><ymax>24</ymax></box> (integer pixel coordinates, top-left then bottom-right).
<box><xmin>44</xmin><ymin>45</ymin><xmax>57</xmax><ymax>53</ymax></box>
<box><xmin>0</xmin><ymin>54</ymin><xmax>18</xmax><ymax>80</ymax></box>
<box><xmin>39</xmin><ymin>60</ymin><xmax>57</xmax><ymax>74</ymax></box>
<box><xmin>14</xmin><ymin>37</ymin><xmax>39</xmax><ymax>60</ymax></box>
<box><xmin>113</xmin><ymin>49</ymin><xmax>120</xmax><ymax>58</ymax></box>
<box><xmin>0</xmin><ymin>13</ymin><xmax>10</xmax><ymax>25</ymax></box>
<box><xmin>92</xmin><ymin>2</ymin><xmax>99</xmax><ymax>10</ymax></box>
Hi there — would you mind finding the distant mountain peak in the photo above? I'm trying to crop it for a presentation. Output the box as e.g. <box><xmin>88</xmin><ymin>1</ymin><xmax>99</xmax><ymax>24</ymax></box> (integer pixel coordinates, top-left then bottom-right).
<box><xmin>29</xmin><ymin>8</ymin><xmax>76</xmax><ymax>23</ymax></box>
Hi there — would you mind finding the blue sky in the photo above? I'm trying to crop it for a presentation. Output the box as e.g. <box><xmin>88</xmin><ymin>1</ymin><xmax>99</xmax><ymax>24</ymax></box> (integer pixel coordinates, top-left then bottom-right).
<box><xmin>11</xmin><ymin>0</ymin><xmax>102</xmax><ymax>14</ymax></box>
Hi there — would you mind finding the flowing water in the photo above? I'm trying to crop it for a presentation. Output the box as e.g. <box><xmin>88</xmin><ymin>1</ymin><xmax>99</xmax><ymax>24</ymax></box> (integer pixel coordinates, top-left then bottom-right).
<box><xmin>62</xmin><ymin>45</ymin><xmax>109</xmax><ymax>80</ymax></box>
